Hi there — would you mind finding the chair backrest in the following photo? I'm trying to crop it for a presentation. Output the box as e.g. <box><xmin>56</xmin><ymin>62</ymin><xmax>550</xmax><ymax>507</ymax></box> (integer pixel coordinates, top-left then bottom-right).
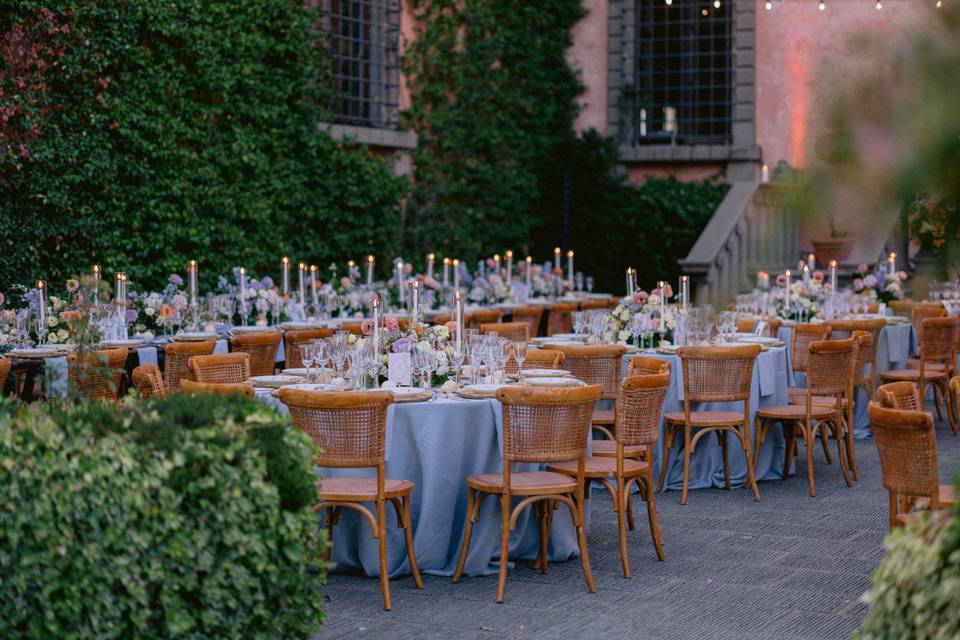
<box><xmin>481</xmin><ymin>322</ymin><xmax>529</xmax><ymax>343</ymax></box>
<box><xmin>523</xmin><ymin>349</ymin><xmax>564</xmax><ymax>369</ymax></box>
<box><xmin>466</xmin><ymin>309</ymin><xmax>501</xmax><ymax>329</ymax></box>
<box><xmin>616</xmin><ymin>373</ymin><xmax>670</xmax><ymax>447</ymax></box>
<box><xmin>736</xmin><ymin>317</ymin><xmax>759</xmax><ymax>333</ymax></box>
<box><xmin>497</xmin><ymin>385</ymin><xmax>601</xmax><ymax>463</ymax></box>
<box><xmin>546</xmin><ymin>303</ymin><xmax>577</xmax><ymax>336</ymax></box>
<box><xmin>919</xmin><ymin>316</ymin><xmax>956</xmax><ymax>365</ymax></box>
<box><xmin>578</xmin><ymin>299</ymin><xmax>608</xmax><ymax>311</ymax></box>
<box><xmin>0</xmin><ymin>357</ymin><xmax>9</xmax><ymax>393</ymax></box>
<box><xmin>511</xmin><ymin>305</ymin><xmax>544</xmax><ymax>338</ymax></box>
<box><xmin>806</xmin><ymin>338</ymin><xmax>856</xmax><ymax>398</ymax></box>
<box><xmin>827</xmin><ymin>319</ymin><xmax>884</xmax><ymax>370</ymax></box>
<box><xmin>888</xmin><ymin>299</ymin><xmax>914</xmax><ymax>318</ymax></box>
<box><xmin>676</xmin><ymin>344</ymin><xmax>761</xmax><ymax>403</ymax></box>
<box><xmin>876</xmin><ymin>381</ymin><xmax>921</xmax><ymax>411</ymax></box>
<box><xmin>284</xmin><ymin>328</ymin><xmax>334</xmax><ymax>368</ymax></box>
<box><xmin>231</xmin><ymin>331</ymin><xmax>281</xmax><ymax>376</ymax></box>
<box><xmin>164</xmin><ymin>339</ymin><xmax>216</xmax><ymax>392</ymax></box>
<box><xmin>867</xmin><ymin>401</ymin><xmax>939</xmax><ymax>504</ymax></box>
<box><xmin>626</xmin><ymin>355</ymin><xmax>671</xmax><ymax>377</ymax></box>
<box><xmin>850</xmin><ymin>330</ymin><xmax>874</xmax><ymax>386</ymax></box>
<box><xmin>68</xmin><ymin>348</ymin><xmax>128</xmax><ymax>401</ymax></box>
<box><xmin>180</xmin><ymin>378</ymin><xmax>255</xmax><ymax>398</ymax></box>
<box><xmin>912</xmin><ymin>302</ymin><xmax>947</xmax><ymax>343</ymax></box>
<box><xmin>131</xmin><ymin>364</ymin><xmax>166</xmax><ymax>397</ymax></box>
<box><xmin>340</xmin><ymin>322</ymin><xmax>364</xmax><ymax>336</ymax></box>
<box><xmin>790</xmin><ymin>323</ymin><xmax>831</xmax><ymax>373</ymax></box>
<box><xmin>278</xmin><ymin>388</ymin><xmax>393</xmax><ymax>468</ymax></box>
<box><xmin>188</xmin><ymin>352</ymin><xmax>251</xmax><ymax>384</ymax></box>
<box><xmin>544</xmin><ymin>343</ymin><xmax>627</xmax><ymax>400</ymax></box>
<box><xmin>432</xmin><ymin>313</ymin><xmax>452</xmax><ymax>325</ymax></box>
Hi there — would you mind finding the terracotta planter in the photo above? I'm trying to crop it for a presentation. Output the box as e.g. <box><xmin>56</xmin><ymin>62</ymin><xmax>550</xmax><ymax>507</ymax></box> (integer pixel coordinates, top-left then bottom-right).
<box><xmin>812</xmin><ymin>238</ymin><xmax>852</xmax><ymax>266</ymax></box>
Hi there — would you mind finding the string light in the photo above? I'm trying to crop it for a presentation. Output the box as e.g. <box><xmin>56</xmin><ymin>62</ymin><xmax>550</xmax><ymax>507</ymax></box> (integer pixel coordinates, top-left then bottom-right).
<box><xmin>876</xmin><ymin>0</ymin><xmax>882</xmax><ymax>8</ymax></box>
<box><xmin>664</xmin><ymin>0</ymin><xmax>672</xmax><ymax>5</ymax></box>
<box><xmin>701</xmin><ymin>8</ymin><xmax>709</xmax><ymax>15</ymax></box>
<box><xmin>819</xmin><ymin>0</ymin><xmax>825</xmax><ymax>9</ymax></box>
<box><xmin>713</xmin><ymin>0</ymin><xmax>721</xmax><ymax>7</ymax></box>
<box><xmin>765</xmin><ymin>0</ymin><xmax>772</xmax><ymax>8</ymax></box>
<box><xmin>937</xmin><ymin>0</ymin><xmax>942</xmax><ymax>7</ymax></box>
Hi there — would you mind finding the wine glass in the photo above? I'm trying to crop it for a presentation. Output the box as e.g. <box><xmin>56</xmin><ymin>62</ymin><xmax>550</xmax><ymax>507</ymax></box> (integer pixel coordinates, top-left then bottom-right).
<box><xmin>586</xmin><ymin>276</ymin><xmax>594</xmax><ymax>293</ymax></box>
<box><xmin>512</xmin><ymin>341</ymin><xmax>527</xmax><ymax>375</ymax></box>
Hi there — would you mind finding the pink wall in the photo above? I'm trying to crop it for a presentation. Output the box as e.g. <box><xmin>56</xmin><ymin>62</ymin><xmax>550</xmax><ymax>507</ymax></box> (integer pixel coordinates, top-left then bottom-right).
<box><xmin>755</xmin><ymin>0</ymin><xmax>931</xmax><ymax>170</ymax></box>
<box><xmin>569</xmin><ymin>0</ymin><xmax>608</xmax><ymax>135</ymax></box>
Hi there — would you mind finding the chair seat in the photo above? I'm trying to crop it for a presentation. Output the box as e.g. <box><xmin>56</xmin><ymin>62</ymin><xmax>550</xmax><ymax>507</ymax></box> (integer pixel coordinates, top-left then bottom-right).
<box><xmin>879</xmin><ymin>368</ymin><xmax>947</xmax><ymax>382</ymax></box>
<box><xmin>592</xmin><ymin>408</ymin><xmax>615</xmax><ymax>425</ymax></box>
<box><xmin>467</xmin><ymin>471</ymin><xmax>577</xmax><ymax>496</ymax></box>
<box><xmin>788</xmin><ymin>394</ymin><xmax>848</xmax><ymax>408</ymax></box>
<box><xmin>590</xmin><ymin>439</ymin><xmax>646</xmax><ymax>459</ymax></box>
<box><xmin>664</xmin><ymin>410</ymin><xmax>745</xmax><ymax>427</ymax></box>
<box><xmin>548</xmin><ymin>457</ymin><xmax>649</xmax><ymax>479</ymax></box>
<box><xmin>755</xmin><ymin>404</ymin><xmax>840</xmax><ymax>420</ymax></box>
<box><xmin>907</xmin><ymin>357</ymin><xmax>946</xmax><ymax>371</ymax></box>
<box><xmin>318</xmin><ymin>477</ymin><xmax>414</xmax><ymax>501</ymax></box>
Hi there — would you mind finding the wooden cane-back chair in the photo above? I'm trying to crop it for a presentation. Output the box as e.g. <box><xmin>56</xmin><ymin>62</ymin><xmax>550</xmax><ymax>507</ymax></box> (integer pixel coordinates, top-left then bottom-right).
<box><xmin>284</xmin><ymin>328</ymin><xmax>334</xmax><ymax>369</ymax></box>
<box><xmin>277</xmin><ymin>389</ymin><xmax>423</xmax><ymax>610</ymax></box>
<box><xmin>180</xmin><ymin>378</ymin><xmax>255</xmax><ymax>397</ymax></box>
<box><xmin>231</xmin><ymin>331</ymin><xmax>281</xmax><ymax>377</ymax></box>
<box><xmin>164</xmin><ymin>339</ymin><xmax>216</xmax><ymax>392</ymax></box>
<box><xmin>340</xmin><ymin>322</ymin><xmax>364</xmax><ymax>336</ymax></box>
<box><xmin>826</xmin><ymin>319</ymin><xmax>885</xmax><ymax>395</ymax></box>
<box><xmin>511</xmin><ymin>305</ymin><xmax>545</xmax><ymax>338</ymax></box>
<box><xmin>545</xmin><ymin>343</ymin><xmax>627</xmax><ymax>439</ymax></box>
<box><xmin>466</xmin><ymin>309</ymin><xmax>500</xmax><ymax>330</ymax></box>
<box><xmin>880</xmin><ymin>316</ymin><xmax>957</xmax><ymax>434</ymax></box>
<box><xmin>868</xmin><ymin>401</ymin><xmax>955</xmax><ymax>529</ymax></box>
<box><xmin>131</xmin><ymin>364</ymin><xmax>166</xmax><ymax>398</ymax></box>
<box><xmin>67</xmin><ymin>348</ymin><xmax>128</xmax><ymax>401</ymax></box>
<box><xmin>521</xmin><ymin>349</ymin><xmax>565</xmax><ymax>370</ymax></box>
<box><xmin>452</xmin><ymin>385</ymin><xmax>602</xmax><ymax>602</ymax></box>
<box><xmin>481</xmin><ymin>322</ymin><xmax>529</xmax><ymax>343</ymax></box>
<box><xmin>627</xmin><ymin>355</ymin><xmax>671</xmax><ymax>377</ymax></box>
<box><xmin>888</xmin><ymin>299</ymin><xmax>914</xmax><ymax>318</ymax></box>
<box><xmin>736</xmin><ymin>316</ymin><xmax>760</xmax><ymax>333</ymax></box>
<box><xmin>787</xmin><ymin>323</ymin><xmax>832</xmax><ymax>404</ymax></box>
<box><xmin>546</xmin><ymin>303</ymin><xmax>577</xmax><ymax>336</ymax></box>
<box><xmin>877</xmin><ymin>381</ymin><xmax>921</xmax><ymax>411</ymax></box>
<box><xmin>911</xmin><ymin>303</ymin><xmax>947</xmax><ymax>344</ymax></box>
<box><xmin>593</xmin><ymin>358</ymin><xmax>671</xmax><ymax>461</ymax></box>
<box><xmin>758</xmin><ymin>338</ymin><xmax>856</xmax><ymax>496</ymax></box>
<box><xmin>548</xmin><ymin>373</ymin><xmax>670</xmax><ymax>577</ymax></box>
<box><xmin>188</xmin><ymin>352</ymin><xmax>251</xmax><ymax>384</ymax></box>
<box><xmin>662</xmin><ymin>344</ymin><xmax>762</xmax><ymax>504</ymax></box>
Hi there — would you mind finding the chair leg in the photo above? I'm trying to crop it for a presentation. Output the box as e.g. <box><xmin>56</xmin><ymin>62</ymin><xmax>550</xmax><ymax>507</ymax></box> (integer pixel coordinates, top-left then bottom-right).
<box><xmin>376</xmin><ymin>498</ymin><xmax>392</xmax><ymax>611</ymax></box>
<box><xmin>681</xmin><ymin>426</ymin><xmax>693</xmax><ymax>505</ymax></box>
<box><xmin>615</xmin><ymin>475</ymin><xmax>630</xmax><ymax>578</ymax></box>
<box><xmin>657</xmin><ymin>425</ymin><xmax>674</xmax><ymax>492</ymax></box>
<box><xmin>835</xmin><ymin>423</ymin><xmax>852</xmax><ymax>488</ymax></box>
<box><xmin>535</xmin><ymin>501</ymin><xmax>549</xmax><ymax>574</ymax></box>
<box><xmin>324</xmin><ymin>507</ymin><xmax>335</xmax><ymax>563</ymax></box>
<box><xmin>452</xmin><ymin>488</ymin><xmax>478</xmax><ymax>583</ymax></box>
<box><xmin>495</xmin><ymin>493</ymin><xmax>511</xmax><ymax>603</ymax></box>
<box><xmin>643</xmin><ymin>476</ymin><xmax>666</xmax><ymax>561</ymax></box>
<box><xmin>719</xmin><ymin>431</ymin><xmax>731</xmax><ymax>489</ymax></box>
<box><xmin>819</xmin><ymin>426</ymin><xmax>833</xmax><ymax>465</ymax></box>
<box><xmin>931</xmin><ymin>381</ymin><xmax>945</xmax><ymax>421</ymax></box>
<box><xmin>845</xmin><ymin>402</ymin><xmax>860</xmax><ymax>481</ymax></box>
<box><xmin>888</xmin><ymin>492</ymin><xmax>898</xmax><ymax>531</ymax></box>
<box><xmin>783</xmin><ymin>422</ymin><xmax>796</xmax><ymax>479</ymax></box>
<box><xmin>398</xmin><ymin>496</ymin><xmax>424</xmax><ymax>589</ymax></box>
<box><xmin>753</xmin><ymin>416</ymin><xmax>766</xmax><ymax>477</ymax></box>
<box><xmin>740</xmin><ymin>424</ymin><xmax>761</xmax><ymax>502</ymax></box>
<box><xmin>571</xmin><ymin>493</ymin><xmax>597</xmax><ymax>594</ymax></box>
<box><xmin>625</xmin><ymin>487</ymin><xmax>636</xmax><ymax>531</ymax></box>
<box><xmin>804</xmin><ymin>423</ymin><xmax>817</xmax><ymax>497</ymax></box>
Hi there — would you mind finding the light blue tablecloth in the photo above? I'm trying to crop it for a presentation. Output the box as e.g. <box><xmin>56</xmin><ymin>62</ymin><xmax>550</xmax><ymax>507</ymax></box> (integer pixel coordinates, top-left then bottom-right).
<box><xmin>262</xmin><ymin>392</ymin><xmax>584</xmax><ymax>578</ymax></box>
<box><xmin>779</xmin><ymin>322</ymin><xmax>914</xmax><ymax>439</ymax></box>
<box><xmin>619</xmin><ymin>346</ymin><xmax>790</xmax><ymax>492</ymax></box>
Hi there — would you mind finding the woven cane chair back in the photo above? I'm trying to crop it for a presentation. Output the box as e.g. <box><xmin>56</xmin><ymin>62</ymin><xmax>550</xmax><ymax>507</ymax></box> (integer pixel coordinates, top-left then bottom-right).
<box><xmin>284</xmin><ymin>328</ymin><xmax>334</xmax><ymax>368</ymax></box>
<box><xmin>616</xmin><ymin>373</ymin><xmax>670</xmax><ymax>447</ymax></box>
<box><xmin>231</xmin><ymin>331</ymin><xmax>281</xmax><ymax>376</ymax></box>
<box><xmin>912</xmin><ymin>303</ymin><xmax>947</xmax><ymax>344</ymax></box>
<box><xmin>626</xmin><ymin>356</ymin><xmax>671</xmax><ymax>377</ymax></box>
<box><xmin>164</xmin><ymin>339</ymin><xmax>216</xmax><ymax>392</ymax></box>
<box><xmin>180</xmin><ymin>378</ymin><xmax>255</xmax><ymax>398</ymax></box>
<box><xmin>132</xmin><ymin>364</ymin><xmax>165</xmax><ymax>398</ymax></box>
<box><xmin>918</xmin><ymin>316</ymin><xmax>956</xmax><ymax>363</ymax></box>
<box><xmin>790</xmin><ymin>324</ymin><xmax>831</xmax><ymax>373</ymax></box>
<box><xmin>511</xmin><ymin>306</ymin><xmax>544</xmax><ymax>338</ymax></box>
<box><xmin>676</xmin><ymin>344</ymin><xmax>760</xmax><ymax>403</ymax></box>
<box><xmin>546</xmin><ymin>344</ymin><xmax>627</xmax><ymax>400</ymax></box>
<box><xmin>188</xmin><ymin>352</ymin><xmax>251</xmax><ymax>384</ymax></box>
<box><xmin>0</xmin><ymin>357</ymin><xmax>10</xmax><ymax>392</ymax></box>
<box><xmin>496</xmin><ymin>385</ymin><xmax>601</xmax><ymax>463</ymax></box>
<box><xmin>481</xmin><ymin>322</ymin><xmax>529</xmax><ymax>343</ymax></box>
<box><xmin>806</xmin><ymin>338</ymin><xmax>855</xmax><ymax>398</ymax></box>
<box><xmin>466</xmin><ymin>309</ymin><xmax>501</xmax><ymax>330</ymax></box>
<box><xmin>68</xmin><ymin>348</ymin><xmax>128</xmax><ymax>401</ymax></box>
<box><xmin>868</xmin><ymin>401</ymin><xmax>939</xmax><ymax>500</ymax></box>
<box><xmin>546</xmin><ymin>303</ymin><xmax>577</xmax><ymax>336</ymax></box>
<box><xmin>877</xmin><ymin>381</ymin><xmax>921</xmax><ymax>411</ymax></box>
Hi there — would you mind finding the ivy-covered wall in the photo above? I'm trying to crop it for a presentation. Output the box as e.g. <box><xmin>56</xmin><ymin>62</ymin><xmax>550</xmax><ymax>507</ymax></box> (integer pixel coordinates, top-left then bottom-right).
<box><xmin>0</xmin><ymin>1</ymin><xmax>405</xmax><ymax>291</ymax></box>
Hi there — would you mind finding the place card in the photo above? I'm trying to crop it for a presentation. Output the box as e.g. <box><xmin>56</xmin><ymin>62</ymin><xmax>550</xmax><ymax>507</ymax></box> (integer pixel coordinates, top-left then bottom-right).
<box><xmin>388</xmin><ymin>353</ymin><xmax>412</xmax><ymax>386</ymax></box>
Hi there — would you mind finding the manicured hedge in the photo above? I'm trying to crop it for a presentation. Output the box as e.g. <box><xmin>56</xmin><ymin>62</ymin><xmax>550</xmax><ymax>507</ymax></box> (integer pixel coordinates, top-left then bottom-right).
<box><xmin>0</xmin><ymin>394</ymin><xmax>327</xmax><ymax>638</ymax></box>
<box><xmin>0</xmin><ymin>1</ymin><xmax>404</xmax><ymax>291</ymax></box>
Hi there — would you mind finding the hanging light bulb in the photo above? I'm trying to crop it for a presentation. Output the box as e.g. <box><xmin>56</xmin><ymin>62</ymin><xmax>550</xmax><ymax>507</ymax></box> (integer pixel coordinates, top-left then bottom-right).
<box><xmin>819</xmin><ymin>0</ymin><xmax>826</xmax><ymax>9</ymax></box>
<box><xmin>713</xmin><ymin>0</ymin><xmax>721</xmax><ymax>7</ymax></box>
<box><xmin>765</xmin><ymin>0</ymin><xmax>772</xmax><ymax>8</ymax></box>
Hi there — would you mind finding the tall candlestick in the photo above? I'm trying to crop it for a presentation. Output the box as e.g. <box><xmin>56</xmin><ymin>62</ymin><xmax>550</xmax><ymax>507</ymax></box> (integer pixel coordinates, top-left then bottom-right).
<box><xmin>115</xmin><ymin>272</ymin><xmax>123</xmax><ymax>304</ymax></box>
<box><xmin>366</xmin><ymin>255</ymin><xmax>375</xmax><ymax>286</ymax></box>
<box><xmin>478</xmin><ymin>259</ymin><xmax>486</xmax><ymax>278</ymax></box>
<box><xmin>310</xmin><ymin>264</ymin><xmax>320</xmax><ymax>309</ymax></box>
<box><xmin>396</xmin><ymin>260</ymin><xmax>405</xmax><ymax>306</ymax></box>
<box><xmin>412</xmin><ymin>280</ymin><xmax>420</xmax><ymax>322</ymax></box>
<box><xmin>426</xmin><ymin>253</ymin><xmax>435</xmax><ymax>280</ymax></box>
<box><xmin>829</xmin><ymin>260</ymin><xmax>837</xmax><ymax>292</ymax></box>
<box><xmin>802</xmin><ymin>264</ymin><xmax>810</xmax><ymax>283</ymax></box>
<box><xmin>37</xmin><ymin>280</ymin><xmax>46</xmax><ymax>341</ymax></box>
<box><xmin>807</xmin><ymin>253</ymin><xmax>816</xmax><ymax>270</ymax></box>
<box><xmin>454</xmin><ymin>289</ymin><xmax>464</xmax><ymax>355</ymax></box>
<box><xmin>506</xmin><ymin>250</ymin><xmax>513</xmax><ymax>282</ymax></box>
<box><xmin>888</xmin><ymin>252</ymin><xmax>896</xmax><ymax>274</ymax></box>
<box><xmin>281</xmin><ymin>257</ymin><xmax>290</xmax><ymax>296</ymax></box>
<box><xmin>566</xmin><ymin>250</ymin><xmax>574</xmax><ymax>288</ymax></box>
<box><xmin>493</xmin><ymin>254</ymin><xmax>501</xmax><ymax>276</ymax></box>
<box><xmin>553</xmin><ymin>247</ymin><xmax>561</xmax><ymax>269</ymax></box>
<box><xmin>453</xmin><ymin>259</ymin><xmax>460</xmax><ymax>291</ymax></box>
<box><xmin>658</xmin><ymin>281</ymin><xmax>666</xmax><ymax>326</ymax></box>
<box><xmin>372</xmin><ymin>295</ymin><xmax>381</xmax><ymax>355</ymax></box>
<box><xmin>239</xmin><ymin>267</ymin><xmax>247</xmax><ymax>324</ymax></box>
<box><xmin>298</xmin><ymin>262</ymin><xmax>307</xmax><ymax>304</ymax></box>
<box><xmin>679</xmin><ymin>275</ymin><xmax>689</xmax><ymax>312</ymax></box>
<box><xmin>784</xmin><ymin>269</ymin><xmax>791</xmax><ymax>307</ymax></box>
<box><xmin>525</xmin><ymin>256</ymin><xmax>532</xmax><ymax>288</ymax></box>
<box><xmin>442</xmin><ymin>258</ymin><xmax>450</xmax><ymax>289</ymax></box>
<box><xmin>91</xmin><ymin>264</ymin><xmax>101</xmax><ymax>300</ymax></box>
<box><xmin>188</xmin><ymin>260</ymin><xmax>198</xmax><ymax>306</ymax></box>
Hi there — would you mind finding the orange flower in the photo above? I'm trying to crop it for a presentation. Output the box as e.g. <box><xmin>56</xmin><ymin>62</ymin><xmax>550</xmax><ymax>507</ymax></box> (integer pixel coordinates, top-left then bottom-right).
<box><xmin>552</xmin><ymin>267</ymin><xmax>563</xmax><ymax>276</ymax></box>
<box><xmin>160</xmin><ymin>304</ymin><xmax>174</xmax><ymax>318</ymax></box>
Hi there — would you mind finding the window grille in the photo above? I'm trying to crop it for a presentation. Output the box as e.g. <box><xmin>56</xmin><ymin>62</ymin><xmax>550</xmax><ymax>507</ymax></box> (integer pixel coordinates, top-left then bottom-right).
<box><xmin>321</xmin><ymin>0</ymin><xmax>401</xmax><ymax>128</ymax></box>
<box><xmin>625</xmin><ymin>0</ymin><xmax>733</xmax><ymax>146</ymax></box>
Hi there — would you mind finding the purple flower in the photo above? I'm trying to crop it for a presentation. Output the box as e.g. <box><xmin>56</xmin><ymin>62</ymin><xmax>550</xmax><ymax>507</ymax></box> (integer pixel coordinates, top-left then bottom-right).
<box><xmin>250</xmin><ymin>279</ymin><xmax>263</xmax><ymax>290</ymax></box>
<box><xmin>169</xmin><ymin>273</ymin><xmax>184</xmax><ymax>286</ymax></box>
<box><xmin>261</xmin><ymin>276</ymin><xmax>275</xmax><ymax>289</ymax></box>
<box><xmin>171</xmin><ymin>293</ymin><xmax>187</xmax><ymax>309</ymax></box>
<box><xmin>392</xmin><ymin>338</ymin><xmax>412</xmax><ymax>353</ymax></box>
<box><xmin>125</xmin><ymin>309</ymin><xmax>139</xmax><ymax>323</ymax></box>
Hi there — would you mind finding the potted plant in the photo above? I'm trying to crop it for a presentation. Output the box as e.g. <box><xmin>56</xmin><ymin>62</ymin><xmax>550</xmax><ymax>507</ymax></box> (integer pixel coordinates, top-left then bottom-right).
<box><xmin>812</xmin><ymin>211</ymin><xmax>853</xmax><ymax>266</ymax></box>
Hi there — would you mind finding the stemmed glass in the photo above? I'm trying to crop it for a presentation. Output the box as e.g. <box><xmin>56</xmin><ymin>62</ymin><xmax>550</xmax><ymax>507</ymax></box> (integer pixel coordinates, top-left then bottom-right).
<box><xmin>586</xmin><ymin>277</ymin><xmax>594</xmax><ymax>293</ymax></box>
<box><xmin>512</xmin><ymin>341</ymin><xmax>527</xmax><ymax>376</ymax></box>
<box><xmin>450</xmin><ymin>342</ymin><xmax>465</xmax><ymax>386</ymax></box>
<box><xmin>572</xmin><ymin>311</ymin><xmax>585</xmax><ymax>335</ymax></box>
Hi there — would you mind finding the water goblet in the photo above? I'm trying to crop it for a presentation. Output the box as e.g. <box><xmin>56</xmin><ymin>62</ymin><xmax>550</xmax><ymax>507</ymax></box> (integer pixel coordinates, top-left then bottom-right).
<box><xmin>512</xmin><ymin>341</ymin><xmax>527</xmax><ymax>374</ymax></box>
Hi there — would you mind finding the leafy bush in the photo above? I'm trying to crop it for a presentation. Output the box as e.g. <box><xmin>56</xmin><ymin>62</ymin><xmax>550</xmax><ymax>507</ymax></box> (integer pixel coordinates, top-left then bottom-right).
<box><xmin>0</xmin><ymin>1</ymin><xmax>404</xmax><ymax>291</ymax></box>
<box><xmin>855</xmin><ymin>488</ymin><xmax>960</xmax><ymax>639</ymax></box>
<box><xmin>0</xmin><ymin>394</ymin><xmax>326</xmax><ymax>638</ymax></box>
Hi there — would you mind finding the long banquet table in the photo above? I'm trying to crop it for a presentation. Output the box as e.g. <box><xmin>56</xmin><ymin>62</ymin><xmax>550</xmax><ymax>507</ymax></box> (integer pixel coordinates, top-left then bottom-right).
<box><xmin>262</xmin><ymin>391</ymin><xmax>586</xmax><ymax>578</ymax></box>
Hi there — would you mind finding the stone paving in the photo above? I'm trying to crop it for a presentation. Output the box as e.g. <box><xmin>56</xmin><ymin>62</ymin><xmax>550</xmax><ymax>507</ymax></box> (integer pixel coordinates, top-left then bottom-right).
<box><xmin>314</xmin><ymin>418</ymin><xmax>960</xmax><ymax>640</ymax></box>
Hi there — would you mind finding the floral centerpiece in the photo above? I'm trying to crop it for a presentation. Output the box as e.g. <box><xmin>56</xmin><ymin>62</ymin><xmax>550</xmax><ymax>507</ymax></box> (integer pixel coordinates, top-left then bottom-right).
<box><xmin>467</xmin><ymin>271</ymin><xmax>512</xmax><ymax>306</ymax></box>
<box><xmin>770</xmin><ymin>272</ymin><xmax>829</xmax><ymax>321</ymax></box>
<box><xmin>851</xmin><ymin>263</ymin><xmax>907</xmax><ymax>304</ymax></box>
<box><xmin>326</xmin><ymin>262</ymin><xmax>377</xmax><ymax>318</ymax></box>
<box><xmin>349</xmin><ymin>317</ymin><xmax>454</xmax><ymax>386</ymax></box>
<box><xmin>217</xmin><ymin>269</ymin><xmax>289</xmax><ymax>325</ymax></box>
<box><xmin>129</xmin><ymin>273</ymin><xmax>189</xmax><ymax>338</ymax></box>
<box><xmin>603</xmin><ymin>285</ymin><xmax>677</xmax><ymax>346</ymax></box>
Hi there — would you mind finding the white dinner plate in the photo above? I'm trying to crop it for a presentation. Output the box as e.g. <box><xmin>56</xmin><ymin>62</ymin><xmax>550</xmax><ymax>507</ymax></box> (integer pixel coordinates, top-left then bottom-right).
<box><xmin>523</xmin><ymin>377</ymin><xmax>585</xmax><ymax>388</ymax></box>
<box><xmin>6</xmin><ymin>348</ymin><xmax>70</xmax><ymax>359</ymax></box>
<box><xmin>279</xmin><ymin>322</ymin><xmax>326</xmax><ymax>331</ymax></box>
<box><xmin>456</xmin><ymin>383</ymin><xmax>510</xmax><ymax>399</ymax></box>
<box><xmin>246</xmin><ymin>375</ymin><xmax>302</xmax><ymax>388</ymax></box>
<box><xmin>98</xmin><ymin>339</ymin><xmax>145</xmax><ymax>349</ymax></box>
<box><xmin>231</xmin><ymin>325</ymin><xmax>277</xmax><ymax>334</ymax></box>
<box><xmin>280</xmin><ymin>368</ymin><xmax>311</xmax><ymax>377</ymax></box>
<box><xmin>272</xmin><ymin>383</ymin><xmax>335</xmax><ymax>393</ymax></box>
<box><xmin>389</xmin><ymin>387</ymin><xmax>434</xmax><ymax>402</ymax></box>
<box><xmin>172</xmin><ymin>332</ymin><xmax>217</xmax><ymax>341</ymax></box>
<box><xmin>550</xmin><ymin>333</ymin><xmax>587</xmax><ymax>341</ymax></box>
<box><xmin>520</xmin><ymin>368</ymin><xmax>571</xmax><ymax>378</ymax></box>
<box><xmin>736</xmin><ymin>336</ymin><xmax>780</xmax><ymax>345</ymax></box>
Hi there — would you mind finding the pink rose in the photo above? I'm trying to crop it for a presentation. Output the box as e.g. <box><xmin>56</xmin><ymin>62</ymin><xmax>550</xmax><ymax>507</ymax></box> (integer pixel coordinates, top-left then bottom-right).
<box><xmin>385</xmin><ymin>315</ymin><xmax>400</xmax><ymax>331</ymax></box>
<box><xmin>812</xmin><ymin>271</ymin><xmax>824</xmax><ymax>282</ymax></box>
<box><xmin>853</xmin><ymin>278</ymin><xmax>864</xmax><ymax>292</ymax></box>
<box><xmin>661</xmin><ymin>283</ymin><xmax>674</xmax><ymax>299</ymax></box>
<box><xmin>636</xmin><ymin>290</ymin><xmax>649</xmax><ymax>301</ymax></box>
<box><xmin>361</xmin><ymin>319</ymin><xmax>373</xmax><ymax>336</ymax></box>
<box><xmin>776</xmin><ymin>274</ymin><xmax>787</xmax><ymax>287</ymax></box>
<box><xmin>857</xmin><ymin>264</ymin><xmax>868</xmax><ymax>274</ymax></box>
<box><xmin>898</xmin><ymin>271</ymin><xmax>908</xmax><ymax>281</ymax></box>
<box><xmin>340</xmin><ymin>277</ymin><xmax>351</xmax><ymax>289</ymax></box>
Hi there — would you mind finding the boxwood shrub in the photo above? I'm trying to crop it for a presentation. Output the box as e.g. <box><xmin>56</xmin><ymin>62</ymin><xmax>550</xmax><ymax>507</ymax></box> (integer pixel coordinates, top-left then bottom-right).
<box><xmin>0</xmin><ymin>394</ymin><xmax>327</xmax><ymax>639</ymax></box>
